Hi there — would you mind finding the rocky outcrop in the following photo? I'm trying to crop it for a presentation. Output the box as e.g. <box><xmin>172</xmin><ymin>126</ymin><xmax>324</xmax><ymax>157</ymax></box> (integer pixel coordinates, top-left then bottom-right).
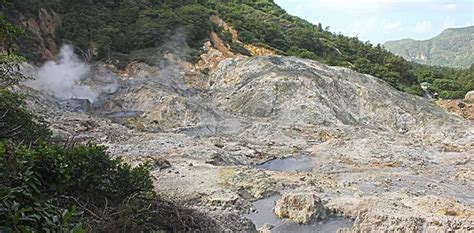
<box><xmin>18</xmin><ymin>8</ymin><xmax>62</xmax><ymax>61</ymax></box>
<box><xmin>211</xmin><ymin>56</ymin><xmax>458</xmax><ymax>133</ymax></box>
<box><xmin>436</xmin><ymin>99</ymin><xmax>474</xmax><ymax>120</ymax></box>
<box><xmin>464</xmin><ymin>90</ymin><xmax>474</xmax><ymax>103</ymax></box>
<box><xmin>195</xmin><ymin>41</ymin><xmax>230</xmax><ymax>73</ymax></box>
<box><xmin>210</xmin><ymin>15</ymin><xmax>239</xmax><ymax>43</ymax></box>
<box><xmin>208</xmin><ymin>15</ymin><xmax>276</xmax><ymax>58</ymax></box>
<box><xmin>210</xmin><ymin>32</ymin><xmax>234</xmax><ymax>58</ymax></box>
<box><xmin>274</xmin><ymin>191</ymin><xmax>326</xmax><ymax>224</ymax></box>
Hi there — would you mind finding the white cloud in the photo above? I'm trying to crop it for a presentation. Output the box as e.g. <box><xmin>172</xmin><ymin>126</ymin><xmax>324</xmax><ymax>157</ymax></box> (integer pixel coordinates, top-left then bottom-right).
<box><xmin>349</xmin><ymin>17</ymin><xmax>403</xmax><ymax>38</ymax></box>
<box><xmin>443</xmin><ymin>16</ymin><xmax>455</xmax><ymax>28</ymax></box>
<box><xmin>442</xmin><ymin>16</ymin><xmax>474</xmax><ymax>30</ymax></box>
<box><xmin>441</xmin><ymin>3</ymin><xmax>457</xmax><ymax>10</ymax></box>
<box><xmin>414</xmin><ymin>20</ymin><xmax>433</xmax><ymax>33</ymax></box>
<box><xmin>348</xmin><ymin>17</ymin><xmax>378</xmax><ymax>37</ymax></box>
<box><xmin>383</xmin><ymin>21</ymin><xmax>402</xmax><ymax>34</ymax></box>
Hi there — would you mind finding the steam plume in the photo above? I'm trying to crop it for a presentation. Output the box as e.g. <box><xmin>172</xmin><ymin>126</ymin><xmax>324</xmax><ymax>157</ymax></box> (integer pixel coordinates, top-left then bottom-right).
<box><xmin>26</xmin><ymin>45</ymin><xmax>97</xmax><ymax>102</ymax></box>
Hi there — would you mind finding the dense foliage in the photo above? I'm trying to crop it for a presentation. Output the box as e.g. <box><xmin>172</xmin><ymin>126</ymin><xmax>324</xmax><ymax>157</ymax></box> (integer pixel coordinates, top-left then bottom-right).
<box><xmin>0</xmin><ymin>140</ymin><xmax>155</xmax><ymax>231</ymax></box>
<box><xmin>4</xmin><ymin>0</ymin><xmax>472</xmax><ymax>99</ymax></box>
<box><xmin>413</xmin><ymin>63</ymin><xmax>474</xmax><ymax>99</ymax></box>
<box><xmin>51</xmin><ymin>0</ymin><xmax>212</xmax><ymax>61</ymax></box>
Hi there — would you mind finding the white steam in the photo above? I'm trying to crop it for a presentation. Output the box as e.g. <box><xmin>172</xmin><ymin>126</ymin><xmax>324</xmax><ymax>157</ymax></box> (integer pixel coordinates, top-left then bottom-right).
<box><xmin>27</xmin><ymin>45</ymin><xmax>98</xmax><ymax>102</ymax></box>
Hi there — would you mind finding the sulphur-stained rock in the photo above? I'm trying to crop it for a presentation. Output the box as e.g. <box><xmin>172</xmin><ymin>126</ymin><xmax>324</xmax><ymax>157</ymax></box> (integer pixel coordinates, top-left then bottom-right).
<box><xmin>210</xmin><ymin>31</ymin><xmax>234</xmax><ymax>58</ymax></box>
<box><xmin>274</xmin><ymin>191</ymin><xmax>327</xmax><ymax>224</ymax></box>
<box><xmin>195</xmin><ymin>41</ymin><xmax>228</xmax><ymax>73</ymax></box>
<box><xmin>209</xmin><ymin>15</ymin><xmax>239</xmax><ymax>43</ymax></box>
<box><xmin>244</xmin><ymin>44</ymin><xmax>277</xmax><ymax>56</ymax></box>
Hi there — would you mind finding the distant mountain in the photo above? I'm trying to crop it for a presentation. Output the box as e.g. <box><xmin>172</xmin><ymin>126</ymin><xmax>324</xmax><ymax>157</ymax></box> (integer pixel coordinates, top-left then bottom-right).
<box><xmin>384</xmin><ymin>26</ymin><xmax>474</xmax><ymax>68</ymax></box>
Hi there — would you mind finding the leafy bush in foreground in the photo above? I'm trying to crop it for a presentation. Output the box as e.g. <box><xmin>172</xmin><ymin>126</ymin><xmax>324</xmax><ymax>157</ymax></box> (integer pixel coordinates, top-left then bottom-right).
<box><xmin>0</xmin><ymin>80</ymin><xmax>156</xmax><ymax>231</ymax></box>
<box><xmin>0</xmin><ymin>140</ymin><xmax>156</xmax><ymax>232</ymax></box>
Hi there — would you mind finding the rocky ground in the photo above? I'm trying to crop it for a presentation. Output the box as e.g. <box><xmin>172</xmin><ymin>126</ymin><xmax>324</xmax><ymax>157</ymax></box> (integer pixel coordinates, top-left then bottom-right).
<box><xmin>436</xmin><ymin>99</ymin><xmax>474</xmax><ymax>121</ymax></box>
<box><xmin>21</xmin><ymin>51</ymin><xmax>473</xmax><ymax>232</ymax></box>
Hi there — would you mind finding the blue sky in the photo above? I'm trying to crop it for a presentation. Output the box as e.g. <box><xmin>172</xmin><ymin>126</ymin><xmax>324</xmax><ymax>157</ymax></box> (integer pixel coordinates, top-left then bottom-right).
<box><xmin>274</xmin><ymin>0</ymin><xmax>474</xmax><ymax>44</ymax></box>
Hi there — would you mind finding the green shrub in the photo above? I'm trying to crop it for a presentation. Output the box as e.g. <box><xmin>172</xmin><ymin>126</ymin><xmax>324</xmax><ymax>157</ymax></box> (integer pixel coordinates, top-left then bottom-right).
<box><xmin>432</xmin><ymin>79</ymin><xmax>464</xmax><ymax>91</ymax></box>
<box><xmin>0</xmin><ymin>87</ymin><xmax>156</xmax><ymax>232</ymax></box>
<box><xmin>403</xmin><ymin>84</ymin><xmax>425</xmax><ymax>96</ymax></box>
<box><xmin>286</xmin><ymin>46</ymin><xmax>319</xmax><ymax>60</ymax></box>
<box><xmin>0</xmin><ymin>141</ymin><xmax>155</xmax><ymax>232</ymax></box>
<box><xmin>438</xmin><ymin>90</ymin><xmax>466</xmax><ymax>99</ymax></box>
<box><xmin>238</xmin><ymin>30</ymin><xmax>256</xmax><ymax>43</ymax></box>
<box><xmin>0</xmin><ymin>141</ymin><xmax>85</xmax><ymax>232</ymax></box>
<box><xmin>425</xmin><ymin>78</ymin><xmax>468</xmax><ymax>99</ymax></box>
<box><xmin>0</xmin><ymin>90</ymin><xmax>51</xmax><ymax>145</ymax></box>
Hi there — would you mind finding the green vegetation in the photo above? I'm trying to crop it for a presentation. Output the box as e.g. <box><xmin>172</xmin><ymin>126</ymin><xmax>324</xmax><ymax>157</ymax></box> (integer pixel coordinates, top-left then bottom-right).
<box><xmin>4</xmin><ymin>0</ymin><xmax>472</xmax><ymax>99</ymax></box>
<box><xmin>384</xmin><ymin>26</ymin><xmax>474</xmax><ymax>69</ymax></box>
<box><xmin>413</xmin><ymin>63</ymin><xmax>474</xmax><ymax>99</ymax></box>
<box><xmin>57</xmin><ymin>0</ymin><xmax>212</xmax><ymax>61</ymax></box>
<box><xmin>0</xmin><ymin>139</ymin><xmax>155</xmax><ymax>231</ymax></box>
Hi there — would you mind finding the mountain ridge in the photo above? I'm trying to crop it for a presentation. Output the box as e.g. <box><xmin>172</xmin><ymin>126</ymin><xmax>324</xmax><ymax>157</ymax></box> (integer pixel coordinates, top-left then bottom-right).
<box><xmin>384</xmin><ymin>25</ymin><xmax>474</xmax><ymax>68</ymax></box>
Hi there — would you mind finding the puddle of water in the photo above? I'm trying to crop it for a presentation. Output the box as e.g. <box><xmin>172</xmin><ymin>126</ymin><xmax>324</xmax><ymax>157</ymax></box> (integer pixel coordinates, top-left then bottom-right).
<box><xmin>246</xmin><ymin>195</ymin><xmax>281</xmax><ymax>228</ymax></box>
<box><xmin>104</xmin><ymin>110</ymin><xmax>144</xmax><ymax>119</ymax></box>
<box><xmin>246</xmin><ymin>195</ymin><xmax>353</xmax><ymax>232</ymax></box>
<box><xmin>256</xmin><ymin>155</ymin><xmax>314</xmax><ymax>172</ymax></box>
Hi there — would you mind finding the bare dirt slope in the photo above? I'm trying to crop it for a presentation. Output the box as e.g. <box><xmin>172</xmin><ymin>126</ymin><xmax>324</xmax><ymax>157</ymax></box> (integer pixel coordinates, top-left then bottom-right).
<box><xmin>23</xmin><ymin>55</ymin><xmax>473</xmax><ymax>231</ymax></box>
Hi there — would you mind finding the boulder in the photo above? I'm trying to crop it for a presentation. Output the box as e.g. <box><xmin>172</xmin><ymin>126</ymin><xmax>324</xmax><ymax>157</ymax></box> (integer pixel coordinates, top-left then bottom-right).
<box><xmin>274</xmin><ymin>191</ymin><xmax>326</xmax><ymax>224</ymax></box>
<box><xmin>464</xmin><ymin>90</ymin><xmax>474</xmax><ymax>103</ymax></box>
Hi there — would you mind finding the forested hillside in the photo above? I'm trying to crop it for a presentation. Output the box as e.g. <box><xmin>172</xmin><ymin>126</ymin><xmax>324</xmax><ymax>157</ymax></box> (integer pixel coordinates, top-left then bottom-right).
<box><xmin>3</xmin><ymin>0</ymin><xmax>473</xmax><ymax>98</ymax></box>
<box><xmin>384</xmin><ymin>26</ymin><xmax>474</xmax><ymax>69</ymax></box>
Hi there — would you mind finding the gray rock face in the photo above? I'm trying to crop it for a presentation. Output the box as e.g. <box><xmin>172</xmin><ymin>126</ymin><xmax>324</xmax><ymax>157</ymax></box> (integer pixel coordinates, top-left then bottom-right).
<box><xmin>211</xmin><ymin>56</ymin><xmax>452</xmax><ymax>132</ymax></box>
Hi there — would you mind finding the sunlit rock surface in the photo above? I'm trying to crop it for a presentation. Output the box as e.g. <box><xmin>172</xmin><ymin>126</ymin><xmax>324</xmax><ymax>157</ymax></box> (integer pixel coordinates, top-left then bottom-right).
<box><xmin>23</xmin><ymin>54</ymin><xmax>473</xmax><ymax>231</ymax></box>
